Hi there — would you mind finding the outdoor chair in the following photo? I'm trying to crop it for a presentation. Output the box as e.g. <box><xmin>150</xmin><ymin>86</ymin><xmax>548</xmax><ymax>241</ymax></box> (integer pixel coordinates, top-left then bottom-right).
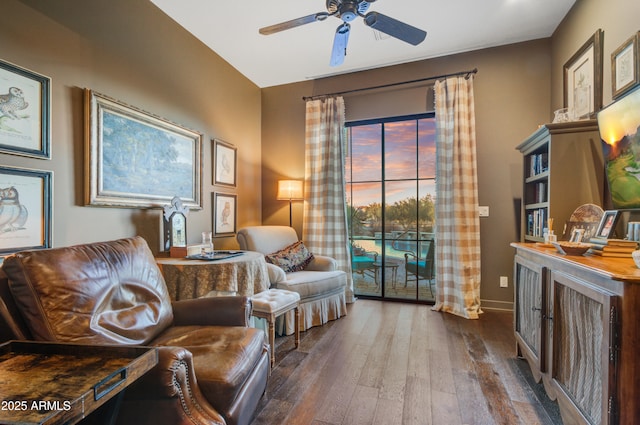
<box><xmin>350</xmin><ymin>243</ymin><xmax>378</xmax><ymax>283</ymax></box>
<box><xmin>404</xmin><ymin>238</ymin><xmax>435</xmax><ymax>296</ymax></box>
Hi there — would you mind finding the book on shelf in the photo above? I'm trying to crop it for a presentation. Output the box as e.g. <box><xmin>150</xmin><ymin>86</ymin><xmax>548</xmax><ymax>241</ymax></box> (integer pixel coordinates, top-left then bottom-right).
<box><xmin>534</xmin><ymin>182</ymin><xmax>547</xmax><ymax>203</ymax></box>
<box><xmin>526</xmin><ymin>208</ymin><xmax>547</xmax><ymax>238</ymax></box>
<box><xmin>529</xmin><ymin>152</ymin><xmax>548</xmax><ymax>177</ymax></box>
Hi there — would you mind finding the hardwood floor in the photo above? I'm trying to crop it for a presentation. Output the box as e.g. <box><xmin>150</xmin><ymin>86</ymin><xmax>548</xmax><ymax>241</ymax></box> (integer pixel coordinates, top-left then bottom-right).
<box><xmin>251</xmin><ymin>300</ymin><xmax>560</xmax><ymax>425</ymax></box>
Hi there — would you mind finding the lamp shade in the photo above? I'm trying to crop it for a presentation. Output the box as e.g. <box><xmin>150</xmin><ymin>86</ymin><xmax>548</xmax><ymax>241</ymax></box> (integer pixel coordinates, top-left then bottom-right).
<box><xmin>277</xmin><ymin>180</ymin><xmax>304</xmax><ymax>200</ymax></box>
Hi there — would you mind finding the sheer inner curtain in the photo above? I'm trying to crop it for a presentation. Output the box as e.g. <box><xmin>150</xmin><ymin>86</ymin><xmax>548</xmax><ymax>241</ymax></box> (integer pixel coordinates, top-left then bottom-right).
<box><xmin>433</xmin><ymin>75</ymin><xmax>482</xmax><ymax>319</ymax></box>
<box><xmin>303</xmin><ymin>96</ymin><xmax>355</xmax><ymax>303</ymax></box>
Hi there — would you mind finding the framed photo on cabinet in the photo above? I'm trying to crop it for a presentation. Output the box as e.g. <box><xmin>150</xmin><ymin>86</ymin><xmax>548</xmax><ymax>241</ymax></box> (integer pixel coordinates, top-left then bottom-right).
<box><xmin>0</xmin><ymin>165</ymin><xmax>52</xmax><ymax>256</ymax></box>
<box><xmin>213</xmin><ymin>139</ymin><xmax>237</xmax><ymax>187</ymax></box>
<box><xmin>213</xmin><ymin>192</ymin><xmax>236</xmax><ymax>237</ymax></box>
<box><xmin>595</xmin><ymin>210</ymin><xmax>620</xmax><ymax>239</ymax></box>
<box><xmin>612</xmin><ymin>32</ymin><xmax>640</xmax><ymax>100</ymax></box>
<box><xmin>0</xmin><ymin>59</ymin><xmax>51</xmax><ymax>159</ymax></box>
<box><xmin>563</xmin><ymin>29</ymin><xmax>604</xmax><ymax>119</ymax></box>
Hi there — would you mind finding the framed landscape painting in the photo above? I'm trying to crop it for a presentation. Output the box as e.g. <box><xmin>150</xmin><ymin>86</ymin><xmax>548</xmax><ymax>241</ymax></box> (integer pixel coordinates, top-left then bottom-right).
<box><xmin>0</xmin><ymin>59</ymin><xmax>51</xmax><ymax>159</ymax></box>
<box><xmin>85</xmin><ymin>89</ymin><xmax>202</xmax><ymax>209</ymax></box>
<box><xmin>0</xmin><ymin>166</ymin><xmax>52</xmax><ymax>256</ymax></box>
<box><xmin>598</xmin><ymin>86</ymin><xmax>640</xmax><ymax>209</ymax></box>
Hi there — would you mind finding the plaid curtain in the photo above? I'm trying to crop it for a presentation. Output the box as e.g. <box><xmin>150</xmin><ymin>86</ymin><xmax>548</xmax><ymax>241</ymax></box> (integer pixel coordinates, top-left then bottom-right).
<box><xmin>302</xmin><ymin>97</ymin><xmax>354</xmax><ymax>302</ymax></box>
<box><xmin>433</xmin><ymin>76</ymin><xmax>482</xmax><ymax>319</ymax></box>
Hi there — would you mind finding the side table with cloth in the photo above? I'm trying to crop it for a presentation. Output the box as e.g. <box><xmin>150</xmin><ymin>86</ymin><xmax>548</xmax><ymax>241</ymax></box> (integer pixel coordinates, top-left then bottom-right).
<box><xmin>156</xmin><ymin>251</ymin><xmax>270</xmax><ymax>300</ymax></box>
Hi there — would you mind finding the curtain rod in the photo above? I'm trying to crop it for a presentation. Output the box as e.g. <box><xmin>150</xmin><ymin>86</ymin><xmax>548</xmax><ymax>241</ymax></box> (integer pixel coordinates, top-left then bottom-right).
<box><xmin>302</xmin><ymin>67</ymin><xmax>477</xmax><ymax>101</ymax></box>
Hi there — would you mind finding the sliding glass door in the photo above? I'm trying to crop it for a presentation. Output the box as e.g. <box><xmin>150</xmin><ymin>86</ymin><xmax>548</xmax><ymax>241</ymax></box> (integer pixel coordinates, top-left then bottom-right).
<box><xmin>346</xmin><ymin>113</ymin><xmax>436</xmax><ymax>303</ymax></box>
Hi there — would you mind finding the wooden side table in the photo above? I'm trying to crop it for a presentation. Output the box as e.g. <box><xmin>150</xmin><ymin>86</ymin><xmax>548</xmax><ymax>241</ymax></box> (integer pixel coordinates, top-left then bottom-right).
<box><xmin>0</xmin><ymin>341</ymin><xmax>157</xmax><ymax>425</ymax></box>
<box><xmin>250</xmin><ymin>289</ymin><xmax>300</xmax><ymax>367</ymax></box>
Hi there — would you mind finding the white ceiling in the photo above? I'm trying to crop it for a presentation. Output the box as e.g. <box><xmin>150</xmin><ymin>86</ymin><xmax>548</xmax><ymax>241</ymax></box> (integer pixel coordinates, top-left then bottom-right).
<box><xmin>150</xmin><ymin>0</ymin><xmax>576</xmax><ymax>88</ymax></box>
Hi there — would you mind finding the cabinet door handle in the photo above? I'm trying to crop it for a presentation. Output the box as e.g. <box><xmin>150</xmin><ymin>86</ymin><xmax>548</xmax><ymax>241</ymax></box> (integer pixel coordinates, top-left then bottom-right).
<box><xmin>531</xmin><ymin>306</ymin><xmax>542</xmax><ymax>312</ymax></box>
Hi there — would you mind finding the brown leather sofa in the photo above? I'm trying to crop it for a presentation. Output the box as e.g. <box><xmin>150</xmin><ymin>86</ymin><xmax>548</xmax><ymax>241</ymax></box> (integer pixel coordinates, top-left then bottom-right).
<box><xmin>0</xmin><ymin>236</ymin><xmax>269</xmax><ymax>425</ymax></box>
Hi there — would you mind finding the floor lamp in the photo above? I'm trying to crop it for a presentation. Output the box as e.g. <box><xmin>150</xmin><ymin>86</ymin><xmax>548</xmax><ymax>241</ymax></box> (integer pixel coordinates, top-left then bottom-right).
<box><xmin>277</xmin><ymin>180</ymin><xmax>304</xmax><ymax>227</ymax></box>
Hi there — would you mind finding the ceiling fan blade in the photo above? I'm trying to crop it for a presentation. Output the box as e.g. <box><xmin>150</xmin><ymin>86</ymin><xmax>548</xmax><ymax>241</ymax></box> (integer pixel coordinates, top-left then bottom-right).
<box><xmin>259</xmin><ymin>12</ymin><xmax>329</xmax><ymax>35</ymax></box>
<box><xmin>363</xmin><ymin>12</ymin><xmax>427</xmax><ymax>46</ymax></box>
<box><xmin>330</xmin><ymin>23</ymin><xmax>351</xmax><ymax>67</ymax></box>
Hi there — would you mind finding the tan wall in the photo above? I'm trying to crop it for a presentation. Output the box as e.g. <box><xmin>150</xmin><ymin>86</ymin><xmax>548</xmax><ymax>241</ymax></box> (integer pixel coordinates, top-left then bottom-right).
<box><xmin>262</xmin><ymin>40</ymin><xmax>552</xmax><ymax>309</ymax></box>
<box><xmin>1</xmin><ymin>0</ymin><xmax>262</xmax><ymax>253</ymax></box>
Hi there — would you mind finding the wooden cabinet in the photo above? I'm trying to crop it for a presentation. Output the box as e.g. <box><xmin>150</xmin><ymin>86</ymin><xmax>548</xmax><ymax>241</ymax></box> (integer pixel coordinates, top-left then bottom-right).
<box><xmin>516</xmin><ymin>120</ymin><xmax>604</xmax><ymax>242</ymax></box>
<box><xmin>512</xmin><ymin>243</ymin><xmax>640</xmax><ymax>425</ymax></box>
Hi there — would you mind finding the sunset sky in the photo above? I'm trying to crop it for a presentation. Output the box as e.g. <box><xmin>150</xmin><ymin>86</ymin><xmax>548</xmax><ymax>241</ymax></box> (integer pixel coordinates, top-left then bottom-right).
<box><xmin>346</xmin><ymin>117</ymin><xmax>436</xmax><ymax>207</ymax></box>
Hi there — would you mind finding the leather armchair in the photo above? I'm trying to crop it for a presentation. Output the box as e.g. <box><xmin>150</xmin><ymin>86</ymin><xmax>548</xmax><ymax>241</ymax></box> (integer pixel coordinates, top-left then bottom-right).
<box><xmin>0</xmin><ymin>236</ymin><xmax>269</xmax><ymax>425</ymax></box>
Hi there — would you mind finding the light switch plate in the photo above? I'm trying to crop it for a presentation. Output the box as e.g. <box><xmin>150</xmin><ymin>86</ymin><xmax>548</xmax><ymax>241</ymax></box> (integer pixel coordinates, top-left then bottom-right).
<box><xmin>479</xmin><ymin>206</ymin><xmax>489</xmax><ymax>217</ymax></box>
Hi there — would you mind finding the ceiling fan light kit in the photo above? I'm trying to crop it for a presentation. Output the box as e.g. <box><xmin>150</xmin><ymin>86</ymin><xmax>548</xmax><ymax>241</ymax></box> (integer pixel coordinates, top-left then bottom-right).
<box><xmin>259</xmin><ymin>0</ymin><xmax>427</xmax><ymax>67</ymax></box>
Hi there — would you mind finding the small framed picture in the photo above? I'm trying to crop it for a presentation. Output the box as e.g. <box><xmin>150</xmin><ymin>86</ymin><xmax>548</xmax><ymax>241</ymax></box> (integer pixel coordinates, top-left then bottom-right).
<box><xmin>569</xmin><ymin>228</ymin><xmax>586</xmax><ymax>243</ymax></box>
<box><xmin>612</xmin><ymin>32</ymin><xmax>640</xmax><ymax>100</ymax></box>
<box><xmin>0</xmin><ymin>165</ymin><xmax>52</xmax><ymax>256</ymax></box>
<box><xmin>562</xmin><ymin>221</ymin><xmax>599</xmax><ymax>242</ymax></box>
<box><xmin>595</xmin><ymin>210</ymin><xmax>620</xmax><ymax>239</ymax></box>
<box><xmin>0</xmin><ymin>59</ymin><xmax>51</xmax><ymax>159</ymax></box>
<box><xmin>213</xmin><ymin>139</ymin><xmax>237</xmax><ymax>187</ymax></box>
<box><xmin>213</xmin><ymin>192</ymin><xmax>237</xmax><ymax>237</ymax></box>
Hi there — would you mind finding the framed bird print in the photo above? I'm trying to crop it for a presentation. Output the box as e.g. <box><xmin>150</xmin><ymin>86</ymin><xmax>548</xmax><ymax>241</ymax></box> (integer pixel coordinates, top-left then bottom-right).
<box><xmin>213</xmin><ymin>192</ymin><xmax>236</xmax><ymax>237</ymax></box>
<box><xmin>0</xmin><ymin>59</ymin><xmax>51</xmax><ymax>159</ymax></box>
<box><xmin>213</xmin><ymin>139</ymin><xmax>237</xmax><ymax>187</ymax></box>
<box><xmin>0</xmin><ymin>165</ymin><xmax>52</xmax><ymax>257</ymax></box>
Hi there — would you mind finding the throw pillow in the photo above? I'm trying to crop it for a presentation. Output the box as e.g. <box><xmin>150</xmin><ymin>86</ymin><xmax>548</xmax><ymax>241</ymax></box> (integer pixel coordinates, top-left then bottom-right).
<box><xmin>265</xmin><ymin>241</ymin><xmax>314</xmax><ymax>273</ymax></box>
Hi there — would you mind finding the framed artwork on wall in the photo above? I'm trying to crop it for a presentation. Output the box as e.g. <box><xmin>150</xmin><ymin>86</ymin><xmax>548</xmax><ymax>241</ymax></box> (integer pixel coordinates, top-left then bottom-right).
<box><xmin>213</xmin><ymin>192</ymin><xmax>236</xmax><ymax>237</ymax></box>
<box><xmin>563</xmin><ymin>29</ymin><xmax>604</xmax><ymax>120</ymax></box>
<box><xmin>213</xmin><ymin>139</ymin><xmax>237</xmax><ymax>187</ymax></box>
<box><xmin>0</xmin><ymin>59</ymin><xmax>51</xmax><ymax>159</ymax></box>
<box><xmin>85</xmin><ymin>89</ymin><xmax>202</xmax><ymax>209</ymax></box>
<box><xmin>0</xmin><ymin>165</ymin><xmax>52</xmax><ymax>256</ymax></box>
<box><xmin>612</xmin><ymin>32</ymin><xmax>640</xmax><ymax>100</ymax></box>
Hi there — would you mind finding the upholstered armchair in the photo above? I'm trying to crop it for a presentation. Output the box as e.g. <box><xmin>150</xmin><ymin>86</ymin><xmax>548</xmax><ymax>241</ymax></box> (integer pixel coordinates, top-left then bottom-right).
<box><xmin>237</xmin><ymin>226</ymin><xmax>347</xmax><ymax>335</ymax></box>
<box><xmin>0</xmin><ymin>236</ymin><xmax>269</xmax><ymax>425</ymax></box>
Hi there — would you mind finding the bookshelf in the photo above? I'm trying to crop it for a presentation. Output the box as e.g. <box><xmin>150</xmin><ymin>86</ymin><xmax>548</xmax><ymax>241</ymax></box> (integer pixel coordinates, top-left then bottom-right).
<box><xmin>516</xmin><ymin>120</ymin><xmax>604</xmax><ymax>242</ymax></box>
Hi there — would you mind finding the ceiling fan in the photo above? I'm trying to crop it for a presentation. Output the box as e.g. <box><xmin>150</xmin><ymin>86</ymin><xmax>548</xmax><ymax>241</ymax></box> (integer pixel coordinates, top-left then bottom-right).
<box><xmin>259</xmin><ymin>0</ymin><xmax>427</xmax><ymax>67</ymax></box>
